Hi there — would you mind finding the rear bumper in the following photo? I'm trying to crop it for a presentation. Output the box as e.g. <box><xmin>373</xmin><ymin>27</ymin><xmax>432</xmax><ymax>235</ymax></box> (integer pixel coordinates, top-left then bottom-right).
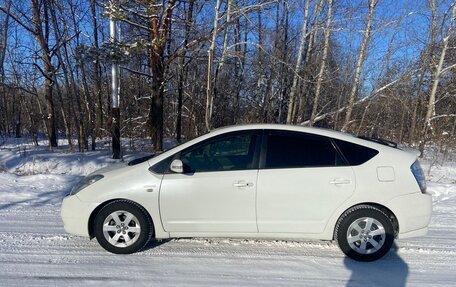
<box><xmin>61</xmin><ymin>195</ymin><xmax>94</xmax><ymax>237</ymax></box>
<box><xmin>387</xmin><ymin>192</ymin><xmax>432</xmax><ymax>238</ymax></box>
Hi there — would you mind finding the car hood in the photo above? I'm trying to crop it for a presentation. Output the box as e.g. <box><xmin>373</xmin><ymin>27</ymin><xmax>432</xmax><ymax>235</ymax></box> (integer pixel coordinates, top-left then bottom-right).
<box><xmin>88</xmin><ymin>154</ymin><xmax>155</xmax><ymax>176</ymax></box>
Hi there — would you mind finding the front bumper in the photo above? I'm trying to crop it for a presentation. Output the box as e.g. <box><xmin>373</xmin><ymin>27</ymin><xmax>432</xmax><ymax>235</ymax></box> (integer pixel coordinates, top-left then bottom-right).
<box><xmin>387</xmin><ymin>192</ymin><xmax>432</xmax><ymax>238</ymax></box>
<box><xmin>61</xmin><ymin>195</ymin><xmax>95</xmax><ymax>237</ymax></box>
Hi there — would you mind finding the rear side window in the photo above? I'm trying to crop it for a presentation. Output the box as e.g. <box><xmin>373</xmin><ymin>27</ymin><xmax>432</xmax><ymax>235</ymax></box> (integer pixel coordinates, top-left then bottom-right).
<box><xmin>265</xmin><ymin>131</ymin><xmax>345</xmax><ymax>169</ymax></box>
<box><xmin>334</xmin><ymin>139</ymin><xmax>378</xmax><ymax>166</ymax></box>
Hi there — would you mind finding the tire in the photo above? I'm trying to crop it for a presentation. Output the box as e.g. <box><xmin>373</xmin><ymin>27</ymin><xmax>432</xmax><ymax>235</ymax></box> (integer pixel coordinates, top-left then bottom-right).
<box><xmin>335</xmin><ymin>205</ymin><xmax>394</xmax><ymax>261</ymax></box>
<box><xmin>94</xmin><ymin>200</ymin><xmax>153</xmax><ymax>254</ymax></box>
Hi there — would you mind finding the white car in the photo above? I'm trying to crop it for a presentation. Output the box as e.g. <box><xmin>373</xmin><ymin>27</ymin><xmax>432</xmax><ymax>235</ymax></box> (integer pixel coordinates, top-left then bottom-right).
<box><xmin>61</xmin><ymin>124</ymin><xmax>432</xmax><ymax>261</ymax></box>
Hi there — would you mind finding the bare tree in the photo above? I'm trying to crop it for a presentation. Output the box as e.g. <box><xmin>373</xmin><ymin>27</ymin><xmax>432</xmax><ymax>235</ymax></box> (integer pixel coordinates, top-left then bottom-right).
<box><xmin>91</xmin><ymin>0</ymin><xmax>104</xmax><ymax>147</ymax></box>
<box><xmin>285</xmin><ymin>0</ymin><xmax>310</xmax><ymax>124</ymax></box>
<box><xmin>205</xmin><ymin>0</ymin><xmax>223</xmax><ymax>132</ymax></box>
<box><xmin>0</xmin><ymin>0</ymin><xmax>11</xmax><ymax>136</ymax></box>
<box><xmin>176</xmin><ymin>0</ymin><xmax>194</xmax><ymax>142</ymax></box>
<box><xmin>342</xmin><ymin>0</ymin><xmax>378</xmax><ymax>131</ymax></box>
<box><xmin>419</xmin><ymin>1</ymin><xmax>455</xmax><ymax>155</ymax></box>
<box><xmin>308</xmin><ymin>0</ymin><xmax>334</xmax><ymax>126</ymax></box>
<box><xmin>148</xmin><ymin>1</ymin><xmax>175</xmax><ymax>151</ymax></box>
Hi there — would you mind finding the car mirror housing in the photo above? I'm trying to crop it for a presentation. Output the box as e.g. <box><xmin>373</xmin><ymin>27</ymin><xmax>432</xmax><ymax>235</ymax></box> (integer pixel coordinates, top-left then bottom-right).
<box><xmin>170</xmin><ymin>159</ymin><xmax>184</xmax><ymax>173</ymax></box>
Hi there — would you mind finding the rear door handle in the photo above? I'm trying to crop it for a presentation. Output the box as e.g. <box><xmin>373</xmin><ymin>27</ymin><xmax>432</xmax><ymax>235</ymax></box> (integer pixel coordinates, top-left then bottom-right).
<box><xmin>233</xmin><ymin>181</ymin><xmax>254</xmax><ymax>188</ymax></box>
<box><xmin>329</xmin><ymin>178</ymin><xmax>351</xmax><ymax>185</ymax></box>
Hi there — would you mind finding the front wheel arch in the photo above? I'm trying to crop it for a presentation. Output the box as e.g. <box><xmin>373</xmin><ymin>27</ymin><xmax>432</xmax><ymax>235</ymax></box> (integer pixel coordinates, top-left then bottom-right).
<box><xmin>88</xmin><ymin>198</ymin><xmax>155</xmax><ymax>240</ymax></box>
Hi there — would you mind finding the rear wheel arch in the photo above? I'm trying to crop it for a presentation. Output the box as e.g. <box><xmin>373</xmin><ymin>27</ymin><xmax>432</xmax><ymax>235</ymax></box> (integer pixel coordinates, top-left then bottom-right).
<box><xmin>88</xmin><ymin>198</ymin><xmax>155</xmax><ymax>239</ymax></box>
<box><xmin>334</xmin><ymin>203</ymin><xmax>397</xmax><ymax>261</ymax></box>
<box><xmin>333</xmin><ymin>203</ymin><xmax>399</xmax><ymax>239</ymax></box>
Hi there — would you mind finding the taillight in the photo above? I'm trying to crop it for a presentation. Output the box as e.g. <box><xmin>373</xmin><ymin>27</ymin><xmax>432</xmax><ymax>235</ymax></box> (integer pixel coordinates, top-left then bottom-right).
<box><xmin>411</xmin><ymin>160</ymin><xmax>427</xmax><ymax>193</ymax></box>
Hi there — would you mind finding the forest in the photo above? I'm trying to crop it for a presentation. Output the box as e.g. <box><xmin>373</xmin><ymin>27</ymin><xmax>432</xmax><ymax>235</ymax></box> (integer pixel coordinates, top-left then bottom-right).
<box><xmin>0</xmin><ymin>0</ymin><xmax>454</xmax><ymax>158</ymax></box>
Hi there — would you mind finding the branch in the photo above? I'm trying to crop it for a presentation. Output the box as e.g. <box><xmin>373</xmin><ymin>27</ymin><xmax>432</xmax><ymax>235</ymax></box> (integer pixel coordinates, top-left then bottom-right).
<box><xmin>168</xmin><ymin>0</ymin><xmax>277</xmax><ymax>64</ymax></box>
<box><xmin>49</xmin><ymin>31</ymin><xmax>81</xmax><ymax>57</ymax></box>
<box><xmin>440</xmin><ymin>63</ymin><xmax>456</xmax><ymax>75</ymax></box>
<box><xmin>32</xmin><ymin>63</ymin><xmax>54</xmax><ymax>82</ymax></box>
<box><xmin>0</xmin><ymin>82</ymin><xmax>38</xmax><ymax>96</ymax></box>
<box><xmin>430</xmin><ymin>114</ymin><xmax>456</xmax><ymax>121</ymax></box>
<box><xmin>120</xmin><ymin>66</ymin><xmax>152</xmax><ymax>78</ymax></box>
<box><xmin>118</xmin><ymin>16</ymin><xmax>150</xmax><ymax>31</ymax></box>
<box><xmin>0</xmin><ymin>4</ymin><xmax>36</xmax><ymax>35</ymax></box>
<box><xmin>301</xmin><ymin>69</ymin><xmax>419</xmax><ymax>125</ymax></box>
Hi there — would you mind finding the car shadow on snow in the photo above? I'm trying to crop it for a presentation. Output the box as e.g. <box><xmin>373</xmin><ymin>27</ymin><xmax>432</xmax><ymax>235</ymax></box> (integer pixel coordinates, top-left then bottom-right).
<box><xmin>141</xmin><ymin>239</ymin><xmax>171</xmax><ymax>251</ymax></box>
<box><xmin>344</xmin><ymin>243</ymin><xmax>408</xmax><ymax>287</ymax></box>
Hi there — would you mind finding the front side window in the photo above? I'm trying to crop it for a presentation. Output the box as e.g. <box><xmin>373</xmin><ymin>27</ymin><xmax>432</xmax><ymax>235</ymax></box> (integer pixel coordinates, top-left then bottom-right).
<box><xmin>180</xmin><ymin>133</ymin><xmax>258</xmax><ymax>173</ymax></box>
<box><xmin>265</xmin><ymin>131</ymin><xmax>345</xmax><ymax>169</ymax></box>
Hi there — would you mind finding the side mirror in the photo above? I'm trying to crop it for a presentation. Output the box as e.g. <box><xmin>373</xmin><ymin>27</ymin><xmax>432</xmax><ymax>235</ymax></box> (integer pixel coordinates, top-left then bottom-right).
<box><xmin>170</xmin><ymin>159</ymin><xmax>184</xmax><ymax>173</ymax></box>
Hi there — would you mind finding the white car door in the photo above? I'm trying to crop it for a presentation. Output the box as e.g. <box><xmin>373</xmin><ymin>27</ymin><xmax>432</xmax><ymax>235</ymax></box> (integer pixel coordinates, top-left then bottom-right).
<box><xmin>159</xmin><ymin>131</ymin><xmax>261</xmax><ymax>233</ymax></box>
<box><xmin>257</xmin><ymin>130</ymin><xmax>356</xmax><ymax>234</ymax></box>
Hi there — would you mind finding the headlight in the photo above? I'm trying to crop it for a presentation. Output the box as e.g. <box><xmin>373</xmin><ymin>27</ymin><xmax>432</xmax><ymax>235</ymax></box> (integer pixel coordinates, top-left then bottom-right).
<box><xmin>70</xmin><ymin>174</ymin><xmax>104</xmax><ymax>195</ymax></box>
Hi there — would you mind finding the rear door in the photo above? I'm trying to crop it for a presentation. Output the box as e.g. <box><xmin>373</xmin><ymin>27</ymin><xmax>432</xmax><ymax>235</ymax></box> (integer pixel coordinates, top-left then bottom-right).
<box><xmin>256</xmin><ymin>130</ymin><xmax>355</xmax><ymax>234</ymax></box>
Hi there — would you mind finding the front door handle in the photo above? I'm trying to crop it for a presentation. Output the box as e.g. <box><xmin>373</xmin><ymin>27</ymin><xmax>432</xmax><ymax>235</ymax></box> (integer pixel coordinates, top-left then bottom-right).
<box><xmin>233</xmin><ymin>181</ymin><xmax>254</xmax><ymax>188</ymax></box>
<box><xmin>329</xmin><ymin>178</ymin><xmax>351</xmax><ymax>185</ymax></box>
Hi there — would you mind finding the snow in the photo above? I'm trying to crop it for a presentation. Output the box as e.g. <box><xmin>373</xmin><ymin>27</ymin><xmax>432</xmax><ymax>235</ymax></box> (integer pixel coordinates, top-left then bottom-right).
<box><xmin>0</xmin><ymin>137</ymin><xmax>456</xmax><ymax>286</ymax></box>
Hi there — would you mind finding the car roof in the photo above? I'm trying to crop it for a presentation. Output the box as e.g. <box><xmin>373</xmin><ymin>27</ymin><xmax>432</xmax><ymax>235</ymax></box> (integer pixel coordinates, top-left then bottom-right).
<box><xmin>210</xmin><ymin>123</ymin><xmax>354</xmax><ymax>140</ymax></box>
<box><xmin>209</xmin><ymin>124</ymin><xmax>397</xmax><ymax>152</ymax></box>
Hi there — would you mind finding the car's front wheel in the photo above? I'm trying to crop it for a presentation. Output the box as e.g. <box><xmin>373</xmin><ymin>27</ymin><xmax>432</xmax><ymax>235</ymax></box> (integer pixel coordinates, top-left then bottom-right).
<box><xmin>335</xmin><ymin>205</ymin><xmax>394</xmax><ymax>261</ymax></box>
<box><xmin>94</xmin><ymin>200</ymin><xmax>153</xmax><ymax>254</ymax></box>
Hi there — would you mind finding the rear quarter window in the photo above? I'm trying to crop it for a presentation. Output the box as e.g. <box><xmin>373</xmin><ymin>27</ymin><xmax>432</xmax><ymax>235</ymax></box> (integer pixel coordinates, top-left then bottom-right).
<box><xmin>334</xmin><ymin>139</ymin><xmax>379</xmax><ymax>166</ymax></box>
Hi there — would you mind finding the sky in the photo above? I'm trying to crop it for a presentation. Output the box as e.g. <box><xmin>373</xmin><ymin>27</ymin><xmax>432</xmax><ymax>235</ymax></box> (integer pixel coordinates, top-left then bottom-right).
<box><xmin>0</xmin><ymin>0</ymin><xmax>453</xmax><ymax>92</ymax></box>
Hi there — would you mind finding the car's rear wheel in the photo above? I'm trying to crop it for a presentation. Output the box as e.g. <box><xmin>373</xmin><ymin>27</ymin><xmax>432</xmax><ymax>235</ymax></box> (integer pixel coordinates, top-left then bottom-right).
<box><xmin>335</xmin><ymin>205</ymin><xmax>394</xmax><ymax>261</ymax></box>
<box><xmin>94</xmin><ymin>200</ymin><xmax>153</xmax><ymax>254</ymax></box>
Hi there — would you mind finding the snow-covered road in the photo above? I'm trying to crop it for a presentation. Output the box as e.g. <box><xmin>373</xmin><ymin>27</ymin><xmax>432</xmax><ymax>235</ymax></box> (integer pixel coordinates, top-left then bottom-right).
<box><xmin>1</xmin><ymin>202</ymin><xmax>455</xmax><ymax>287</ymax></box>
<box><xmin>0</xmin><ymin>141</ymin><xmax>455</xmax><ymax>286</ymax></box>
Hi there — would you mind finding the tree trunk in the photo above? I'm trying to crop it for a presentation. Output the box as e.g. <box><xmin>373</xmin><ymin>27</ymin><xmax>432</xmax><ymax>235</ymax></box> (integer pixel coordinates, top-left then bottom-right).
<box><xmin>205</xmin><ymin>0</ymin><xmax>222</xmax><ymax>131</ymax></box>
<box><xmin>0</xmin><ymin>0</ymin><xmax>10</xmax><ymax>136</ymax></box>
<box><xmin>149</xmin><ymin>54</ymin><xmax>165</xmax><ymax>151</ymax></box>
<box><xmin>343</xmin><ymin>0</ymin><xmax>378</xmax><ymax>131</ymax></box>
<box><xmin>213</xmin><ymin>0</ymin><xmax>232</xmax><ymax>127</ymax></box>
<box><xmin>408</xmin><ymin>69</ymin><xmax>427</xmax><ymax>143</ymax></box>
<box><xmin>148</xmin><ymin>0</ymin><xmax>175</xmax><ymax>151</ymax></box>
<box><xmin>296</xmin><ymin>0</ymin><xmax>324</xmax><ymax>124</ymax></box>
<box><xmin>286</xmin><ymin>0</ymin><xmax>310</xmax><ymax>124</ymax></box>
<box><xmin>31</xmin><ymin>0</ymin><xmax>57</xmax><ymax>147</ymax></box>
<box><xmin>48</xmin><ymin>2</ymin><xmax>74</xmax><ymax>149</ymax></box>
<box><xmin>233</xmin><ymin>17</ymin><xmax>247</xmax><ymax>124</ymax></box>
<box><xmin>176</xmin><ymin>0</ymin><xmax>194</xmax><ymax>142</ymax></box>
<box><xmin>91</xmin><ymin>0</ymin><xmax>103</xmax><ymax>145</ymax></box>
<box><xmin>277</xmin><ymin>1</ymin><xmax>290</xmax><ymax>123</ymax></box>
<box><xmin>309</xmin><ymin>0</ymin><xmax>333</xmax><ymax>126</ymax></box>
<box><xmin>419</xmin><ymin>31</ymin><xmax>451</xmax><ymax>155</ymax></box>
<box><xmin>53</xmin><ymin>80</ymin><xmax>73</xmax><ymax>150</ymax></box>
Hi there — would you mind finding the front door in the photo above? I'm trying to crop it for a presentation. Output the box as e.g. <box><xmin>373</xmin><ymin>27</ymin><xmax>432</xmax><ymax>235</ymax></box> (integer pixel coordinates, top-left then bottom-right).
<box><xmin>159</xmin><ymin>130</ymin><xmax>261</xmax><ymax>233</ymax></box>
